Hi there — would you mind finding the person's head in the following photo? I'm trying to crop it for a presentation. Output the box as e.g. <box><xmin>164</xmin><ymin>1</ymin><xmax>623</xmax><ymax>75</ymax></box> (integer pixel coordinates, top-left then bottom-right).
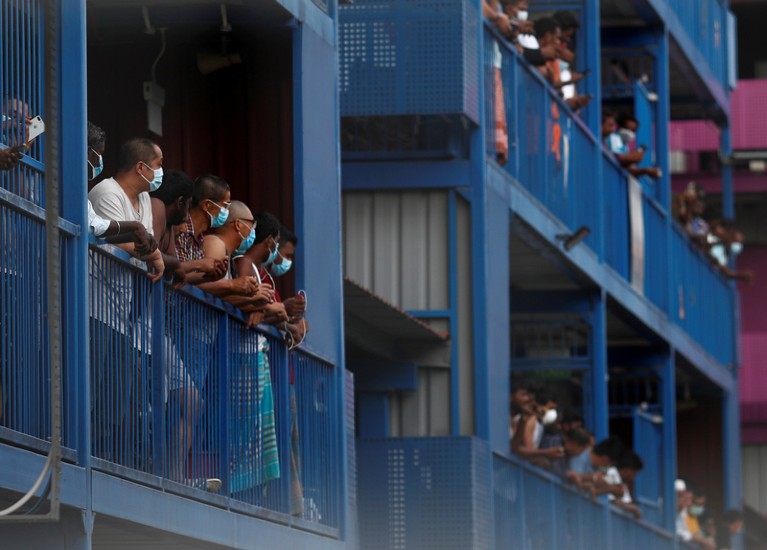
<box><xmin>552</xmin><ymin>10</ymin><xmax>579</xmax><ymax>41</ymax></box>
<box><xmin>510</xmin><ymin>386</ymin><xmax>532</xmax><ymax>415</ymax></box>
<box><xmin>602</xmin><ymin>112</ymin><xmax>618</xmax><ymax>138</ymax></box>
<box><xmin>535</xmin><ymin>17</ymin><xmax>561</xmax><ymax>47</ymax></box>
<box><xmin>250</xmin><ymin>211</ymin><xmax>282</xmax><ymax>265</ymax></box>
<box><xmin>502</xmin><ymin>0</ymin><xmax>528</xmax><ymax>19</ymax></box>
<box><xmin>192</xmin><ymin>174</ymin><xmax>232</xmax><ymax>231</ymax></box>
<box><xmin>533</xmin><ymin>389</ymin><xmax>557</xmax><ymax>423</ymax></box>
<box><xmin>149</xmin><ymin>169</ymin><xmax>194</xmax><ymax>226</ymax></box>
<box><xmin>723</xmin><ymin>509</ymin><xmax>744</xmax><ymax>534</ymax></box>
<box><xmin>87</xmin><ymin>121</ymin><xmax>106</xmax><ymax>181</ymax></box>
<box><xmin>219</xmin><ymin>200</ymin><xmax>255</xmax><ymax>254</ymax></box>
<box><xmin>701</xmin><ymin>515</ymin><xmax>717</xmax><ymax>538</ymax></box>
<box><xmin>616</xmin><ymin>450</ymin><xmax>644</xmax><ymax>484</ymax></box>
<box><xmin>688</xmin><ymin>492</ymin><xmax>707</xmax><ymax>518</ymax></box>
<box><xmin>617</xmin><ymin>114</ymin><xmax>639</xmax><ymax>132</ymax></box>
<box><xmin>591</xmin><ymin>436</ymin><xmax>624</xmax><ymax>468</ymax></box>
<box><xmin>561</xmin><ymin>409</ymin><xmax>584</xmax><ymax>436</ymax></box>
<box><xmin>115</xmin><ymin>137</ymin><xmax>164</xmax><ymax>193</ymax></box>
<box><xmin>563</xmin><ymin>426</ymin><xmax>591</xmax><ymax>457</ymax></box>
<box><xmin>1</xmin><ymin>97</ymin><xmax>30</xmax><ymax>144</ymax></box>
<box><xmin>270</xmin><ymin>226</ymin><xmax>297</xmax><ymax>277</ymax></box>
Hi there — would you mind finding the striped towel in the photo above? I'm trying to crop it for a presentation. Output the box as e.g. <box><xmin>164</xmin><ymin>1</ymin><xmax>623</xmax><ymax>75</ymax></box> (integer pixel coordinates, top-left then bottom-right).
<box><xmin>258</xmin><ymin>338</ymin><xmax>280</xmax><ymax>482</ymax></box>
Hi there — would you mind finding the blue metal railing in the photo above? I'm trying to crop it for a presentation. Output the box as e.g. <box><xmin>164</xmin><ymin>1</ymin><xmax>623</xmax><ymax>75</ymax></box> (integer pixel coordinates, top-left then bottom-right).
<box><xmin>486</xmin><ymin>26</ymin><xmax>736</xmax><ymax>367</ymax></box>
<box><xmin>83</xmin><ymin>243</ymin><xmax>343</xmax><ymax>532</ymax></box>
<box><xmin>493</xmin><ymin>452</ymin><xmax>682</xmax><ymax>550</ymax></box>
<box><xmin>0</xmin><ymin>0</ymin><xmax>46</xmax><ymax>206</ymax></box>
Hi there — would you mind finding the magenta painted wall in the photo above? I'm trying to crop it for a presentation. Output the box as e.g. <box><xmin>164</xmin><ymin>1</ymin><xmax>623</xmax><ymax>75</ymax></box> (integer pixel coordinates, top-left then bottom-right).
<box><xmin>671</xmin><ymin>79</ymin><xmax>767</xmax><ymax>152</ymax></box>
<box><xmin>737</xmin><ymin>246</ymin><xmax>767</xmax><ymax>443</ymax></box>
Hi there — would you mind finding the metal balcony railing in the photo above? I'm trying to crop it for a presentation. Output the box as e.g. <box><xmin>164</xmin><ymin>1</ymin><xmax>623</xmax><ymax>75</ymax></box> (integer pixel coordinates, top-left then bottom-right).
<box><xmin>486</xmin><ymin>26</ymin><xmax>736</xmax><ymax>367</ymax></box>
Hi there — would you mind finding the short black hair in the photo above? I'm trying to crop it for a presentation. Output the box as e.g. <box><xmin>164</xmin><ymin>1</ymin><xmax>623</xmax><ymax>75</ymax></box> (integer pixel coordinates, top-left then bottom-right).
<box><xmin>150</xmin><ymin>169</ymin><xmax>193</xmax><ymax>205</ymax></box>
<box><xmin>565</xmin><ymin>426</ymin><xmax>591</xmax><ymax>446</ymax></box>
<box><xmin>534</xmin><ymin>389</ymin><xmax>554</xmax><ymax>406</ymax></box>
<box><xmin>116</xmin><ymin>137</ymin><xmax>159</xmax><ymax>173</ymax></box>
<box><xmin>617</xmin><ymin>113</ymin><xmax>638</xmax><ymax>127</ymax></box>
<box><xmin>617</xmin><ymin>450</ymin><xmax>644</xmax><ymax>471</ymax></box>
<box><xmin>280</xmin><ymin>226</ymin><xmax>298</xmax><ymax>247</ymax></box>
<box><xmin>553</xmin><ymin>10</ymin><xmax>580</xmax><ymax>30</ymax></box>
<box><xmin>593</xmin><ymin>436</ymin><xmax>624</xmax><ymax>462</ymax></box>
<box><xmin>87</xmin><ymin>121</ymin><xmax>106</xmax><ymax>151</ymax></box>
<box><xmin>254</xmin><ymin>211</ymin><xmax>281</xmax><ymax>244</ymax></box>
<box><xmin>192</xmin><ymin>174</ymin><xmax>230</xmax><ymax>207</ymax></box>
<box><xmin>535</xmin><ymin>17</ymin><xmax>560</xmax><ymax>39</ymax></box>
<box><xmin>723</xmin><ymin>509</ymin><xmax>743</xmax><ymax>524</ymax></box>
<box><xmin>603</xmin><ymin>110</ymin><xmax>619</xmax><ymax>123</ymax></box>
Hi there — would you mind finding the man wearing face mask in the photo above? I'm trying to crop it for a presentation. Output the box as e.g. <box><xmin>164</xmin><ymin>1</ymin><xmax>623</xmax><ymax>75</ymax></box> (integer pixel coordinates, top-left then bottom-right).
<box><xmin>512</xmin><ymin>389</ymin><xmax>565</xmax><ymax>464</ymax></box>
<box><xmin>204</xmin><ymin>200</ymin><xmax>273</xmax><ymax>308</ymax></box>
<box><xmin>268</xmin><ymin>227</ymin><xmax>308</xmax><ymax>323</ymax></box>
<box><xmin>708</xmin><ymin>220</ymin><xmax>754</xmax><ymax>283</ymax></box>
<box><xmin>89</xmin><ymin>137</ymin><xmax>165</xmax><ymax>281</ymax></box>
<box><xmin>174</xmin><ymin>175</ymin><xmax>262</xmax><ymax>297</ymax></box>
<box><xmin>84</xmin><ymin>123</ymin><xmax>157</xmax><ymax>254</ymax></box>
<box><xmin>233</xmin><ymin>211</ymin><xmax>289</xmax><ymax>327</ymax></box>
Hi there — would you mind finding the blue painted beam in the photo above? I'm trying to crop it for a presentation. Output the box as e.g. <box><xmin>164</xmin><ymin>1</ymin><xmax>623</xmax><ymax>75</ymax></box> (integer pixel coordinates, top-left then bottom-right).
<box><xmin>342</xmin><ymin>160</ymin><xmax>472</xmax><ymax>191</ymax></box>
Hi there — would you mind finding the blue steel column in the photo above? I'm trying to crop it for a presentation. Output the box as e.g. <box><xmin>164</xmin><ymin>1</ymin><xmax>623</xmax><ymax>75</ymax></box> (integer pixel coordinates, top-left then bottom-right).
<box><xmin>590</xmin><ymin>291</ymin><xmax>608</xmax><ymax>441</ymax></box>
<box><xmin>470</xmin><ymin>0</ymin><xmax>491</xmax><ymax>442</ymax></box>
<box><xmin>59</xmin><ymin>0</ymin><xmax>92</xmax><ymax>545</ymax></box>
<box><xmin>659</xmin><ymin>349</ymin><xmax>677</xmax><ymax>532</ymax></box>
<box><xmin>656</xmin><ymin>27</ymin><xmax>673</xmax><ymax>317</ymax></box>
<box><xmin>583</xmin><ymin>0</ymin><xmax>602</xmax><ymax>138</ymax></box>
<box><xmin>583</xmin><ymin>0</ymin><xmax>604</xmax><ymax>260</ymax></box>
<box><xmin>292</xmin><ymin>21</ymin><xmax>348</xmax><ymax>538</ymax></box>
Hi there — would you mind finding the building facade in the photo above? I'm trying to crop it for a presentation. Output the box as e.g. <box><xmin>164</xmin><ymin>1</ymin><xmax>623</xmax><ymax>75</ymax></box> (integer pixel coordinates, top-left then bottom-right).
<box><xmin>0</xmin><ymin>0</ymin><xmax>743</xmax><ymax>549</ymax></box>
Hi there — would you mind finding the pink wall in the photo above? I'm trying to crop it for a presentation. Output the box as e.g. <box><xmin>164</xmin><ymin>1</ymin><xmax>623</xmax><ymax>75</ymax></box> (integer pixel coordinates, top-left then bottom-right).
<box><xmin>737</xmin><ymin>245</ymin><xmax>767</xmax><ymax>443</ymax></box>
<box><xmin>671</xmin><ymin>79</ymin><xmax>767</xmax><ymax>152</ymax></box>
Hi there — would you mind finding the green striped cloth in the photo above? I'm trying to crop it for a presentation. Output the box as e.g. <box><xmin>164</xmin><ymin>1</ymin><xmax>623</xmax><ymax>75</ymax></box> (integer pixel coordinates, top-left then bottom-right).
<box><xmin>258</xmin><ymin>338</ymin><xmax>280</xmax><ymax>482</ymax></box>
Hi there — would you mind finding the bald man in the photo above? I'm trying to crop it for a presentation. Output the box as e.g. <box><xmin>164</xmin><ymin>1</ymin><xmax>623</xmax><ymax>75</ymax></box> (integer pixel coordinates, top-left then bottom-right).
<box><xmin>201</xmin><ymin>200</ymin><xmax>273</xmax><ymax>308</ymax></box>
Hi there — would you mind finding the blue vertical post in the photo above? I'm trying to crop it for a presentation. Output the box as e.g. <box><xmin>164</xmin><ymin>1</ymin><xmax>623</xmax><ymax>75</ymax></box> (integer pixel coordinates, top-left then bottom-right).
<box><xmin>583</xmin><ymin>0</ymin><xmax>602</xmax><ymax>138</ymax></box>
<box><xmin>216</xmin><ymin>314</ymin><xmax>230</xmax><ymax>497</ymax></box>
<box><xmin>470</xmin><ymin>0</ymin><xmax>490</xmax><ymax>442</ymax></box>
<box><xmin>656</xmin><ymin>27</ymin><xmax>674</xmax><ymax>317</ymax></box>
<box><xmin>655</xmin><ymin>28</ymin><xmax>672</xmax><ymax>210</ymax></box>
<box><xmin>59</xmin><ymin>0</ymin><xmax>92</xmax><ymax>544</ymax></box>
<box><xmin>293</xmin><ymin>20</ymin><xmax>348</xmax><ymax>537</ymax></box>
<box><xmin>150</xmin><ymin>283</ymin><xmax>166</xmax><ymax>477</ymax></box>
<box><xmin>590</xmin><ymin>291</ymin><xmax>608</xmax><ymax>441</ymax></box>
<box><xmin>447</xmin><ymin>191</ymin><xmax>460</xmax><ymax>435</ymax></box>
<box><xmin>659</xmin><ymin>348</ymin><xmax>677</xmax><ymax>532</ymax></box>
<box><xmin>59</xmin><ymin>0</ymin><xmax>88</xmax><ymax>467</ymax></box>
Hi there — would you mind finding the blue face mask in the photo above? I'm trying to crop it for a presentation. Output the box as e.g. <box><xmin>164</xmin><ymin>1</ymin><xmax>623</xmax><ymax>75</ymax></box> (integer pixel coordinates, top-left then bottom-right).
<box><xmin>730</xmin><ymin>242</ymin><xmax>743</xmax><ymax>256</ymax></box>
<box><xmin>140</xmin><ymin>162</ymin><xmax>163</xmax><ymax>192</ymax></box>
<box><xmin>234</xmin><ymin>225</ymin><xmax>256</xmax><ymax>256</ymax></box>
<box><xmin>269</xmin><ymin>251</ymin><xmax>293</xmax><ymax>277</ymax></box>
<box><xmin>88</xmin><ymin>149</ymin><xmax>103</xmax><ymax>181</ymax></box>
<box><xmin>263</xmin><ymin>238</ymin><xmax>280</xmax><ymax>267</ymax></box>
<box><xmin>208</xmin><ymin>200</ymin><xmax>230</xmax><ymax>228</ymax></box>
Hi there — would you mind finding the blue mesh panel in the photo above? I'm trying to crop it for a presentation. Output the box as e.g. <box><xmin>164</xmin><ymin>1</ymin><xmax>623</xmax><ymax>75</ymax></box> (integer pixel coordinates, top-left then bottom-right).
<box><xmin>357</xmin><ymin>437</ymin><xmax>491</xmax><ymax>550</ymax></box>
<box><xmin>339</xmin><ymin>0</ymin><xmax>479</xmax><ymax>122</ymax></box>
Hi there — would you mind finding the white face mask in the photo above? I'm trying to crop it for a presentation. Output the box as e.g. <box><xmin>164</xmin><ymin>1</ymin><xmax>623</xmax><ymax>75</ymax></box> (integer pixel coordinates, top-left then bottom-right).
<box><xmin>542</xmin><ymin>408</ymin><xmax>558</xmax><ymax>426</ymax></box>
<box><xmin>517</xmin><ymin>9</ymin><xmax>528</xmax><ymax>20</ymax></box>
<box><xmin>730</xmin><ymin>242</ymin><xmax>743</xmax><ymax>256</ymax></box>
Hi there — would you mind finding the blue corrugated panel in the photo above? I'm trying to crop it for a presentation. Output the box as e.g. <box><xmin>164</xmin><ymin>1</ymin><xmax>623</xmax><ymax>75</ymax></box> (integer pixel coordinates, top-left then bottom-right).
<box><xmin>357</xmin><ymin>437</ymin><xmax>491</xmax><ymax>550</ymax></box>
<box><xmin>339</xmin><ymin>0</ymin><xmax>479</xmax><ymax>122</ymax></box>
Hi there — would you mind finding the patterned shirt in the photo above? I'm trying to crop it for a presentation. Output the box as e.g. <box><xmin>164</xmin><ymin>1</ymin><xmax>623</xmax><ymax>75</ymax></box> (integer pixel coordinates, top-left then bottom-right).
<box><xmin>174</xmin><ymin>214</ymin><xmax>205</xmax><ymax>262</ymax></box>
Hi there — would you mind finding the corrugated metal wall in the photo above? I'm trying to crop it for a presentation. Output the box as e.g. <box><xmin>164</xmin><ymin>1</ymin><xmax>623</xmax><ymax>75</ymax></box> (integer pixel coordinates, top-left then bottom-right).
<box><xmin>343</xmin><ymin>191</ymin><xmax>450</xmax><ymax>310</ymax></box>
<box><xmin>343</xmin><ymin>190</ymin><xmax>475</xmax><ymax>436</ymax></box>
<box><xmin>742</xmin><ymin>445</ymin><xmax>767</xmax><ymax>515</ymax></box>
